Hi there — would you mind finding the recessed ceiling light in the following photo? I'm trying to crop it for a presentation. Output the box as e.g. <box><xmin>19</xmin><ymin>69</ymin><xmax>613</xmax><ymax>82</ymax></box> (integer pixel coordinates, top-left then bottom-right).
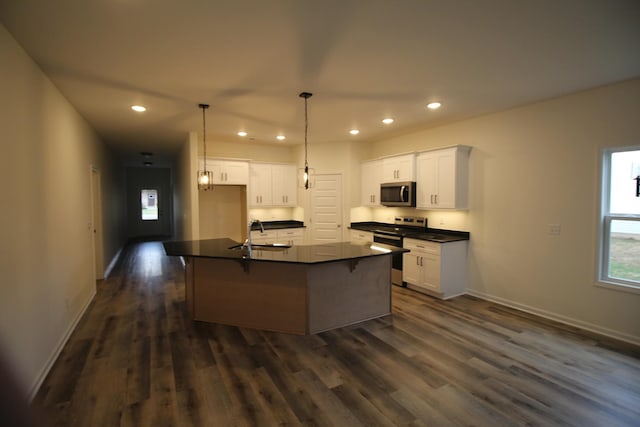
<box><xmin>276</xmin><ymin>135</ymin><xmax>286</xmax><ymax>141</ymax></box>
<box><xmin>237</xmin><ymin>131</ymin><xmax>248</xmax><ymax>137</ymax></box>
<box><xmin>382</xmin><ymin>118</ymin><xmax>394</xmax><ymax>124</ymax></box>
<box><xmin>349</xmin><ymin>129</ymin><xmax>360</xmax><ymax>135</ymax></box>
<box><xmin>131</xmin><ymin>105</ymin><xmax>146</xmax><ymax>112</ymax></box>
<box><xmin>427</xmin><ymin>102</ymin><xmax>442</xmax><ymax>110</ymax></box>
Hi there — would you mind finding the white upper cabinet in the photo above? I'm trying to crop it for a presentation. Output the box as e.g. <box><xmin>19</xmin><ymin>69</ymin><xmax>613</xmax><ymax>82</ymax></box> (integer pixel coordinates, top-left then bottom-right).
<box><xmin>199</xmin><ymin>159</ymin><xmax>249</xmax><ymax>185</ymax></box>
<box><xmin>416</xmin><ymin>146</ymin><xmax>470</xmax><ymax>209</ymax></box>
<box><xmin>249</xmin><ymin>163</ymin><xmax>273</xmax><ymax>206</ymax></box>
<box><xmin>271</xmin><ymin>164</ymin><xmax>298</xmax><ymax>206</ymax></box>
<box><xmin>249</xmin><ymin>163</ymin><xmax>297</xmax><ymax>207</ymax></box>
<box><xmin>382</xmin><ymin>154</ymin><xmax>415</xmax><ymax>182</ymax></box>
<box><xmin>361</xmin><ymin>160</ymin><xmax>382</xmax><ymax>206</ymax></box>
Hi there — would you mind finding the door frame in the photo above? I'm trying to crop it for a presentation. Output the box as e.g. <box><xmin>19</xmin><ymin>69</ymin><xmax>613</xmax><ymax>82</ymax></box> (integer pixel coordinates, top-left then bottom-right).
<box><xmin>90</xmin><ymin>166</ymin><xmax>104</xmax><ymax>281</ymax></box>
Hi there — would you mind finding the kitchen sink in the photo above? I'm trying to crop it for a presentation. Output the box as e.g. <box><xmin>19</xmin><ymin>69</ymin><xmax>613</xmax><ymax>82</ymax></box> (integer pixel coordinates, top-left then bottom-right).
<box><xmin>228</xmin><ymin>243</ymin><xmax>292</xmax><ymax>251</ymax></box>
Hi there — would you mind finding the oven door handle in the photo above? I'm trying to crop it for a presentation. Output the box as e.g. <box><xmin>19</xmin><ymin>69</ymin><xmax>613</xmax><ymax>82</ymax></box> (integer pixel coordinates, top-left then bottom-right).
<box><xmin>374</xmin><ymin>233</ymin><xmax>403</xmax><ymax>242</ymax></box>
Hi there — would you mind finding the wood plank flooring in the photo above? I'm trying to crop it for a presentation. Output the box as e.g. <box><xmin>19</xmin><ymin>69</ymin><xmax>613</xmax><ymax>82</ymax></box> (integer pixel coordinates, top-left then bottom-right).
<box><xmin>32</xmin><ymin>241</ymin><xmax>640</xmax><ymax>426</ymax></box>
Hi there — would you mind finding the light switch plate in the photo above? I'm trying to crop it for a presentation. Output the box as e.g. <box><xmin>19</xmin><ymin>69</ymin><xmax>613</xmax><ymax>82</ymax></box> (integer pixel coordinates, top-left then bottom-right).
<box><xmin>548</xmin><ymin>224</ymin><xmax>561</xmax><ymax>235</ymax></box>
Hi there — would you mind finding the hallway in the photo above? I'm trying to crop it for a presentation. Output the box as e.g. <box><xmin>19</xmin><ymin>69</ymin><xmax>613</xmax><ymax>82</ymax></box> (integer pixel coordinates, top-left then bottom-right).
<box><xmin>32</xmin><ymin>241</ymin><xmax>640</xmax><ymax>426</ymax></box>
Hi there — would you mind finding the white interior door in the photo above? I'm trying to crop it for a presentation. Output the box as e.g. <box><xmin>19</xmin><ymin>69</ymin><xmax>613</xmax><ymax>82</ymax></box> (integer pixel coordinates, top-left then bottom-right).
<box><xmin>310</xmin><ymin>174</ymin><xmax>343</xmax><ymax>243</ymax></box>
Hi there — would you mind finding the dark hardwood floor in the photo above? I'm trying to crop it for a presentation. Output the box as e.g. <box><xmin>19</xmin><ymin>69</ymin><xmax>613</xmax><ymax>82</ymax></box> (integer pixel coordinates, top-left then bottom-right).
<box><xmin>32</xmin><ymin>241</ymin><xmax>640</xmax><ymax>426</ymax></box>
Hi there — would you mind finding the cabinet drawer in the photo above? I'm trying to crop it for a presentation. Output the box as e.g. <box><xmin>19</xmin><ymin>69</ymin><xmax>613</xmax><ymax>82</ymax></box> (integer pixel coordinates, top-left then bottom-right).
<box><xmin>250</xmin><ymin>230</ymin><xmax>277</xmax><ymax>243</ymax></box>
<box><xmin>403</xmin><ymin>238</ymin><xmax>440</xmax><ymax>255</ymax></box>
<box><xmin>277</xmin><ymin>229</ymin><xmax>303</xmax><ymax>238</ymax></box>
<box><xmin>350</xmin><ymin>230</ymin><xmax>373</xmax><ymax>242</ymax></box>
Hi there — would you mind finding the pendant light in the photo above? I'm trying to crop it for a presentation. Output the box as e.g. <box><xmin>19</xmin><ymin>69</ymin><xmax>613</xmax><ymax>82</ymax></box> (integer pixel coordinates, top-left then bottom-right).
<box><xmin>197</xmin><ymin>103</ymin><xmax>214</xmax><ymax>191</ymax></box>
<box><xmin>300</xmin><ymin>91</ymin><xmax>313</xmax><ymax>190</ymax></box>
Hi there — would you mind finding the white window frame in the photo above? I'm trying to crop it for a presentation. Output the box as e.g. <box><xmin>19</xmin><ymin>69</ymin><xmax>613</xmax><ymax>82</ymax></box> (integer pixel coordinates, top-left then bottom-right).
<box><xmin>597</xmin><ymin>145</ymin><xmax>640</xmax><ymax>294</ymax></box>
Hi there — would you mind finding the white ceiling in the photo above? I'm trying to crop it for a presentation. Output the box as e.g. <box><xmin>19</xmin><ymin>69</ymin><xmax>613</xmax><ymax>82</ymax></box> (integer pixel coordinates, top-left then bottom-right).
<box><xmin>1</xmin><ymin>0</ymin><xmax>639</xmax><ymax>159</ymax></box>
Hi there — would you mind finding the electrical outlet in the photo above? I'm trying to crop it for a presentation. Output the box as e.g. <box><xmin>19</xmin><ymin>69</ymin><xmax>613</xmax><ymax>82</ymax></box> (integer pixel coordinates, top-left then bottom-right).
<box><xmin>548</xmin><ymin>224</ymin><xmax>561</xmax><ymax>235</ymax></box>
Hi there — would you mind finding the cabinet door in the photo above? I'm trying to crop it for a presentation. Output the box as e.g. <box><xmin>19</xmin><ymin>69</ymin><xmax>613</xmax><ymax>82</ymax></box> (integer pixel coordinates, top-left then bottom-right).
<box><xmin>416</xmin><ymin>146</ymin><xmax>470</xmax><ymax>209</ymax></box>
<box><xmin>382</xmin><ymin>154</ymin><xmax>415</xmax><ymax>182</ymax></box>
<box><xmin>272</xmin><ymin>164</ymin><xmax>297</xmax><ymax>206</ymax></box>
<box><xmin>361</xmin><ymin>161</ymin><xmax>382</xmax><ymax>206</ymax></box>
<box><xmin>199</xmin><ymin>159</ymin><xmax>224</xmax><ymax>184</ymax></box>
<box><xmin>416</xmin><ymin>152</ymin><xmax>438</xmax><ymax>208</ymax></box>
<box><xmin>249</xmin><ymin>164</ymin><xmax>272</xmax><ymax>206</ymax></box>
<box><xmin>421</xmin><ymin>253</ymin><xmax>441</xmax><ymax>292</ymax></box>
<box><xmin>433</xmin><ymin>150</ymin><xmax>456</xmax><ymax>208</ymax></box>
<box><xmin>395</xmin><ymin>154</ymin><xmax>415</xmax><ymax>181</ymax></box>
<box><xmin>222</xmin><ymin>161</ymin><xmax>249</xmax><ymax>185</ymax></box>
<box><xmin>403</xmin><ymin>252</ymin><xmax>423</xmax><ymax>285</ymax></box>
<box><xmin>199</xmin><ymin>159</ymin><xmax>248</xmax><ymax>184</ymax></box>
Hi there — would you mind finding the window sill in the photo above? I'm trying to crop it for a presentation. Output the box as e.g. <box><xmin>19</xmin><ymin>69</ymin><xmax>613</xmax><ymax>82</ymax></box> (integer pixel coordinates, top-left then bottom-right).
<box><xmin>595</xmin><ymin>280</ymin><xmax>640</xmax><ymax>295</ymax></box>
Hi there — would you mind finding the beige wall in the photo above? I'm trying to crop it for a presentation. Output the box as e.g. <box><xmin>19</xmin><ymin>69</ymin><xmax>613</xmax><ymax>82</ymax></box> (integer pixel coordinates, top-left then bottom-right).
<box><xmin>0</xmin><ymin>23</ymin><xmax>125</xmax><ymax>396</ymax></box>
<box><xmin>364</xmin><ymin>79</ymin><xmax>640</xmax><ymax>343</ymax></box>
<box><xmin>176</xmin><ymin>132</ymin><xmax>200</xmax><ymax>240</ymax></box>
<box><xmin>199</xmin><ymin>139</ymin><xmax>295</xmax><ymax>163</ymax></box>
<box><xmin>199</xmin><ymin>186</ymin><xmax>247</xmax><ymax>242</ymax></box>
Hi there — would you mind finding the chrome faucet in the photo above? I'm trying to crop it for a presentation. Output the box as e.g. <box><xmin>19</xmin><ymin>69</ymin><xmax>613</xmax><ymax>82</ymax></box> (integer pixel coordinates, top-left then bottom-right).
<box><xmin>245</xmin><ymin>219</ymin><xmax>264</xmax><ymax>255</ymax></box>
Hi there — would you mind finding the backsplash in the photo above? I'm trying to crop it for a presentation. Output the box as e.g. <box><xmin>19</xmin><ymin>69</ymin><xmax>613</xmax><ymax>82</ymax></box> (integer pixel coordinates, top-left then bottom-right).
<box><xmin>350</xmin><ymin>206</ymin><xmax>469</xmax><ymax>231</ymax></box>
<box><xmin>249</xmin><ymin>206</ymin><xmax>305</xmax><ymax>222</ymax></box>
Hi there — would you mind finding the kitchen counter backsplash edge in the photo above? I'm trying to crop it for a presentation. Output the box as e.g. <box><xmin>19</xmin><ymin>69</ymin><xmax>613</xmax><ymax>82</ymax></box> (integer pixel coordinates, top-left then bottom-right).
<box><xmin>350</xmin><ymin>221</ymin><xmax>470</xmax><ymax>242</ymax></box>
<box><xmin>250</xmin><ymin>220</ymin><xmax>305</xmax><ymax>230</ymax></box>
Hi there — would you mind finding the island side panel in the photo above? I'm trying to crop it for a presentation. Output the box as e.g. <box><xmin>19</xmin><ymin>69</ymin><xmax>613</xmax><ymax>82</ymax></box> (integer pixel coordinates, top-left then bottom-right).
<box><xmin>307</xmin><ymin>255</ymin><xmax>392</xmax><ymax>334</ymax></box>
<box><xmin>192</xmin><ymin>258</ymin><xmax>308</xmax><ymax>334</ymax></box>
<box><xmin>184</xmin><ymin>257</ymin><xmax>195</xmax><ymax>316</ymax></box>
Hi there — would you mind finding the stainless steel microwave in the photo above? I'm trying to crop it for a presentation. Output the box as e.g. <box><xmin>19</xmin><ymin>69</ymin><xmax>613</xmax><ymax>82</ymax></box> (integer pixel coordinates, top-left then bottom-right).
<box><xmin>380</xmin><ymin>181</ymin><xmax>416</xmax><ymax>207</ymax></box>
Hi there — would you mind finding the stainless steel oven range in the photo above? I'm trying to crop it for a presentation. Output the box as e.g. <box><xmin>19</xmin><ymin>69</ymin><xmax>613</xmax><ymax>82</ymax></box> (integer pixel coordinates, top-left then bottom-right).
<box><xmin>372</xmin><ymin>216</ymin><xmax>427</xmax><ymax>286</ymax></box>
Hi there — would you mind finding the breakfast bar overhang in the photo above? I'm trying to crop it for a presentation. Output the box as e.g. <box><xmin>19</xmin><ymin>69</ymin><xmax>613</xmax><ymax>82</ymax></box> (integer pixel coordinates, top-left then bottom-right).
<box><xmin>163</xmin><ymin>238</ymin><xmax>408</xmax><ymax>335</ymax></box>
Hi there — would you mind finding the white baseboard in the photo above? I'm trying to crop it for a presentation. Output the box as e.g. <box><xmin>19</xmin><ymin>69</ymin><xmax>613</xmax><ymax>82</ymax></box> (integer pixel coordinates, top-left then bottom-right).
<box><xmin>28</xmin><ymin>289</ymin><xmax>96</xmax><ymax>401</ymax></box>
<box><xmin>466</xmin><ymin>289</ymin><xmax>640</xmax><ymax>347</ymax></box>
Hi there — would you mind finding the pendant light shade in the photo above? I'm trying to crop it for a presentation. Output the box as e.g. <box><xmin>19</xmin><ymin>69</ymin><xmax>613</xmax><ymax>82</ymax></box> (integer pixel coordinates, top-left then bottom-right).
<box><xmin>197</xmin><ymin>103</ymin><xmax>214</xmax><ymax>191</ymax></box>
<box><xmin>300</xmin><ymin>92</ymin><xmax>313</xmax><ymax>190</ymax></box>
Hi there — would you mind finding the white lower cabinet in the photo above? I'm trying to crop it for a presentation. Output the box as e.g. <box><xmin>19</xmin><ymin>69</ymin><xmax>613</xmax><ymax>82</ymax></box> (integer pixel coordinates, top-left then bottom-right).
<box><xmin>249</xmin><ymin>230</ymin><xmax>277</xmax><ymax>244</ymax></box>
<box><xmin>403</xmin><ymin>238</ymin><xmax>467</xmax><ymax>299</ymax></box>
<box><xmin>250</xmin><ymin>228</ymin><xmax>304</xmax><ymax>245</ymax></box>
<box><xmin>276</xmin><ymin>228</ymin><xmax>304</xmax><ymax>246</ymax></box>
<box><xmin>350</xmin><ymin>229</ymin><xmax>373</xmax><ymax>244</ymax></box>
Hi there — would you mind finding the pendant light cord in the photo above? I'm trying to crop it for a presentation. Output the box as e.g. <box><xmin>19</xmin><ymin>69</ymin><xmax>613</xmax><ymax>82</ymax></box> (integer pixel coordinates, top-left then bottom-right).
<box><xmin>304</xmin><ymin>96</ymin><xmax>308</xmax><ymax>168</ymax></box>
<box><xmin>299</xmin><ymin>92</ymin><xmax>312</xmax><ymax>168</ymax></box>
<box><xmin>199</xmin><ymin>103</ymin><xmax>209</xmax><ymax>172</ymax></box>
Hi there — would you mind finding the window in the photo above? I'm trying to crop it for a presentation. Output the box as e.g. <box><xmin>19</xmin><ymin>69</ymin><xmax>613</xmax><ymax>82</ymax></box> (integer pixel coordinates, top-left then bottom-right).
<box><xmin>141</xmin><ymin>189</ymin><xmax>158</xmax><ymax>221</ymax></box>
<box><xmin>599</xmin><ymin>147</ymin><xmax>640</xmax><ymax>291</ymax></box>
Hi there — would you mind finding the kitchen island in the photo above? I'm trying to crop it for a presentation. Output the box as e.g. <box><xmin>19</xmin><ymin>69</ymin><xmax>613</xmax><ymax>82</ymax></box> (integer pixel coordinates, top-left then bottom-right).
<box><xmin>163</xmin><ymin>238</ymin><xmax>407</xmax><ymax>335</ymax></box>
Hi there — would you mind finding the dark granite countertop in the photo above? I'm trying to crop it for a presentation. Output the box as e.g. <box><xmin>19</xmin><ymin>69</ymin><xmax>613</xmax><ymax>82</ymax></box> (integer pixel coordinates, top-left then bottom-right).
<box><xmin>163</xmin><ymin>238</ymin><xmax>407</xmax><ymax>264</ymax></box>
<box><xmin>250</xmin><ymin>220</ymin><xmax>305</xmax><ymax>231</ymax></box>
<box><xmin>350</xmin><ymin>222</ymin><xmax>470</xmax><ymax>243</ymax></box>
